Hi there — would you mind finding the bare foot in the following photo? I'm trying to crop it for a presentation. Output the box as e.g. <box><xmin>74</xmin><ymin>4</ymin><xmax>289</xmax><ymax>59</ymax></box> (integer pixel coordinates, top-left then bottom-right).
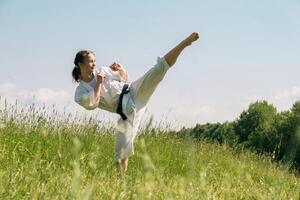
<box><xmin>184</xmin><ymin>32</ymin><xmax>200</xmax><ymax>46</ymax></box>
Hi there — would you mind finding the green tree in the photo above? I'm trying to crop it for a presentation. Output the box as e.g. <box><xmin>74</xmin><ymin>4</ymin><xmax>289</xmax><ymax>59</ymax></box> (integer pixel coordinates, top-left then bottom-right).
<box><xmin>219</xmin><ymin>121</ymin><xmax>238</xmax><ymax>146</ymax></box>
<box><xmin>273</xmin><ymin>110</ymin><xmax>293</xmax><ymax>160</ymax></box>
<box><xmin>235</xmin><ymin>100</ymin><xmax>277</xmax><ymax>153</ymax></box>
<box><xmin>282</xmin><ymin>101</ymin><xmax>300</xmax><ymax>169</ymax></box>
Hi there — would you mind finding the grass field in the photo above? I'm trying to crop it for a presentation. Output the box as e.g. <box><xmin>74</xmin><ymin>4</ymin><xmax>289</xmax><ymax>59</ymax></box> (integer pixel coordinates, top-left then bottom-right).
<box><xmin>0</xmin><ymin>117</ymin><xmax>300</xmax><ymax>200</ymax></box>
<box><xmin>0</xmin><ymin>101</ymin><xmax>299</xmax><ymax>199</ymax></box>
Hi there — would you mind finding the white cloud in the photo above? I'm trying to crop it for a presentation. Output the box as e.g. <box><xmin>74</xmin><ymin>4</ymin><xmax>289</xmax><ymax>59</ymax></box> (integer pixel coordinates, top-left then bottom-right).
<box><xmin>244</xmin><ymin>83</ymin><xmax>300</xmax><ymax>111</ymax></box>
<box><xmin>31</xmin><ymin>88</ymin><xmax>71</xmax><ymax>104</ymax></box>
<box><xmin>0</xmin><ymin>82</ymin><xmax>16</xmax><ymax>95</ymax></box>
<box><xmin>273</xmin><ymin>84</ymin><xmax>300</xmax><ymax>102</ymax></box>
<box><xmin>271</xmin><ymin>84</ymin><xmax>300</xmax><ymax>110</ymax></box>
<box><xmin>0</xmin><ymin>82</ymin><xmax>72</xmax><ymax>106</ymax></box>
<box><xmin>173</xmin><ymin>105</ymin><xmax>217</xmax><ymax>121</ymax></box>
<box><xmin>149</xmin><ymin>103</ymin><xmax>222</xmax><ymax>129</ymax></box>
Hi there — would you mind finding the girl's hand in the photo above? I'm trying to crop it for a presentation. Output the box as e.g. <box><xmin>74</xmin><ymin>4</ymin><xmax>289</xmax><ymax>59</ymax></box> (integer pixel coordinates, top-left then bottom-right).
<box><xmin>109</xmin><ymin>62</ymin><xmax>124</xmax><ymax>71</ymax></box>
<box><xmin>110</xmin><ymin>62</ymin><xmax>128</xmax><ymax>82</ymax></box>
<box><xmin>96</xmin><ymin>68</ymin><xmax>105</xmax><ymax>84</ymax></box>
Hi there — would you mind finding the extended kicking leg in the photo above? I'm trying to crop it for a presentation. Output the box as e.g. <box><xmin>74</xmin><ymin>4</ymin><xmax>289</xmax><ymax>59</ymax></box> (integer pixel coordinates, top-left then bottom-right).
<box><xmin>129</xmin><ymin>32</ymin><xmax>200</xmax><ymax>109</ymax></box>
<box><xmin>163</xmin><ymin>32</ymin><xmax>199</xmax><ymax>67</ymax></box>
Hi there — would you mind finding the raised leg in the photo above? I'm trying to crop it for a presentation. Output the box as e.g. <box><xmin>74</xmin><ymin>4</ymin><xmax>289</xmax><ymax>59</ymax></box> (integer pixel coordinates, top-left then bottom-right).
<box><xmin>163</xmin><ymin>32</ymin><xmax>199</xmax><ymax>67</ymax></box>
<box><xmin>130</xmin><ymin>32</ymin><xmax>200</xmax><ymax>109</ymax></box>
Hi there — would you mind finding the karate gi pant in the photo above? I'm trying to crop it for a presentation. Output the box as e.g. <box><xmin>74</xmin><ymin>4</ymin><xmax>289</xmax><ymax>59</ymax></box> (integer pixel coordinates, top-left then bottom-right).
<box><xmin>114</xmin><ymin>57</ymin><xmax>170</xmax><ymax>160</ymax></box>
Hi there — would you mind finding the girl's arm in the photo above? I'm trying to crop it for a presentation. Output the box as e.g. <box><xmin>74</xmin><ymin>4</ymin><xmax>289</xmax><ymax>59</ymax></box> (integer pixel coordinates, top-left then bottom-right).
<box><xmin>110</xmin><ymin>62</ymin><xmax>129</xmax><ymax>82</ymax></box>
<box><xmin>93</xmin><ymin>69</ymin><xmax>105</xmax><ymax>104</ymax></box>
<box><xmin>119</xmin><ymin>68</ymin><xmax>128</xmax><ymax>82</ymax></box>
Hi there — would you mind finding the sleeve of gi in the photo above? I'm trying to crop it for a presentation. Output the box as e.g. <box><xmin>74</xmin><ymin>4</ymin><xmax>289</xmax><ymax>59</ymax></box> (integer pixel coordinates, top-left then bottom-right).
<box><xmin>118</xmin><ymin>69</ymin><xmax>129</xmax><ymax>82</ymax></box>
<box><xmin>74</xmin><ymin>87</ymin><xmax>98</xmax><ymax>110</ymax></box>
<box><xmin>104</xmin><ymin>67</ymin><xmax>129</xmax><ymax>83</ymax></box>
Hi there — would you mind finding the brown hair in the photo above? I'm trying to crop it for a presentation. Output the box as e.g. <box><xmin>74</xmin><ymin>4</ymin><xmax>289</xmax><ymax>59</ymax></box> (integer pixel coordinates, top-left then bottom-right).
<box><xmin>72</xmin><ymin>50</ymin><xmax>95</xmax><ymax>82</ymax></box>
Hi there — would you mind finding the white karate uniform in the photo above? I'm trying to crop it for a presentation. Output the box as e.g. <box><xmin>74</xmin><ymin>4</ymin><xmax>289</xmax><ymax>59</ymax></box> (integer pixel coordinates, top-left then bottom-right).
<box><xmin>74</xmin><ymin>56</ymin><xmax>170</xmax><ymax>160</ymax></box>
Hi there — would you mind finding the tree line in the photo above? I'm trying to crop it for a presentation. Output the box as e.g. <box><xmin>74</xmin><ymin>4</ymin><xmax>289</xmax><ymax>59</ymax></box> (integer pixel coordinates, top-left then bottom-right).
<box><xmin>178</xmin><ymin>100</ymin><xmax>300</xmax><ymax>171</ymax></box>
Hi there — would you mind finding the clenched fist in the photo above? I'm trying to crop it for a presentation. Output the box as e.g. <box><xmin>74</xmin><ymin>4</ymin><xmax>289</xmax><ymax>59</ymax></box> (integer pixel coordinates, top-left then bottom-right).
<box><xmin>109</xmin><ymin>62</ymin><xmax>124</xmax><ymax>71</ymax></box>
<box><xmin>96</xmin><ymin>68</ymin><xmax>105</xmax><ymax>84</ymax></box>
<box><xmin>109</xmin><ymin>62</ymin><xmax>128</xmax><ymax>82</ymax></box>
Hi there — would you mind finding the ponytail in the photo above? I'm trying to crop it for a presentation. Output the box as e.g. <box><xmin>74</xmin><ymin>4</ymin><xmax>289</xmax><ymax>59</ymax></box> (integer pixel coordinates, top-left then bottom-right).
<box><xmin>72</xmin><ymin>66</ymin><xmax>81</xmax><ymax>83</ymax></box>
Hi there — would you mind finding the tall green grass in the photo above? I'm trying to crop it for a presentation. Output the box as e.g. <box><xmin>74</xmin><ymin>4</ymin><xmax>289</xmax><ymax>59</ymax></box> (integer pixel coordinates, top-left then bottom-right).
<box><xmin>0</xmin><ymin>100</ymin><xmax>299</xmax><ymax>199</ymax></box>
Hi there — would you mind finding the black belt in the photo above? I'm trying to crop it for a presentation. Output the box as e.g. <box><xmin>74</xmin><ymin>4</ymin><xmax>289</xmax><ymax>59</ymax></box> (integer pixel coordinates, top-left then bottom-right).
<box><xmin>116</xmin><ymin>84</ymin><xmax>130</xmax><ymax>120</ymax></box>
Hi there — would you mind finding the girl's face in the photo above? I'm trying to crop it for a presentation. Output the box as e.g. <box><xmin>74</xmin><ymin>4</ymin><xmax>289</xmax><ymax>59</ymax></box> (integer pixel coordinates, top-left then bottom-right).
<box><xmin>79</xmin><ymin>53</ymin><xmax>96</xmax><ymax>76</ymax></box>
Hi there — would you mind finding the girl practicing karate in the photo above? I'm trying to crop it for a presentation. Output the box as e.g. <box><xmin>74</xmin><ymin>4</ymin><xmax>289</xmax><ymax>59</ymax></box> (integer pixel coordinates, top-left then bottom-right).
<box><xmin>72</xmin><ymin>32</ymin><xmax>199</xmax><ymax>173</ymax></box>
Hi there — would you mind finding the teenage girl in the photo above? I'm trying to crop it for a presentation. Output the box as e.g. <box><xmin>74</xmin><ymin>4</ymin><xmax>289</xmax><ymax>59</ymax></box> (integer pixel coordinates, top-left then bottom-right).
<box><xmin>72</xmin><ymin>32</ymin><xmax>199</xmax><ymax>173</ymax></box>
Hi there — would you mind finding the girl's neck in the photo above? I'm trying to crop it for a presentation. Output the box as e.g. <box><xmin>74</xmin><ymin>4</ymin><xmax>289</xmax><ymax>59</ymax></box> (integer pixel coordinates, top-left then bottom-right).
<box><xmin>81</xmin><ymin>72</ymin><xmax>94</xmax><ymax>82</ymax></box>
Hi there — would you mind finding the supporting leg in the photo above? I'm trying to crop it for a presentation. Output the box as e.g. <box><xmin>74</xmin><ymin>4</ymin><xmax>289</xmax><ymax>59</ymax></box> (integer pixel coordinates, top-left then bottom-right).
<box><xmin>121</xmin><ymin>158</ymin><xmax>128</xmax><ymax>172</ymax></box>
<box><xmin>116</xmin><ymin>158</ymin><xmax>129</xmax><ymax>175</ymax></box>
<box><xmin>116</xmin><ymin>160</ymin><xmax>122</xmax><ymax>174</ymax></box>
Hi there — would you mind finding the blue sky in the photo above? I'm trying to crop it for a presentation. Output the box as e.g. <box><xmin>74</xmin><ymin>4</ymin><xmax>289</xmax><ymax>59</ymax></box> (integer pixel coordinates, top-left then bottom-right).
<box><xmin>1</xmin><ymin>0</ymin><xmax>300</xmax><ymax>128</ymax></box>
